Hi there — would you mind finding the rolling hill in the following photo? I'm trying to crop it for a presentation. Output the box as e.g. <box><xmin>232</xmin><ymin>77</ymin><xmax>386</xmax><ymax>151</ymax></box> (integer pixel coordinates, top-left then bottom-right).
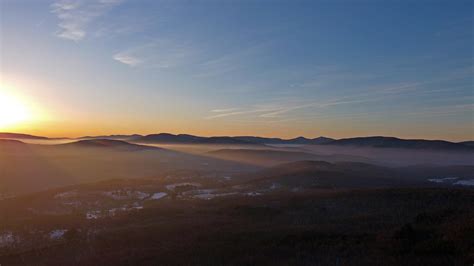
<box><xmin>60</xmin><ymin>139</ymin><xmax>160</xmax><ymax>151</ymax></box>
<box><xmin>0</xmin><ymin>140</ymin><xmax>258</xmax><ymax>195</ymax></box>
<box><xmin>240</xmin><ymin>160</ymin><xmax>474</xmax><ymax>189</ymax></box>
<box><xmin>0</xmin><ymin>132</ymin><xmax>50</xmax><ymax>140</ymax></box>
<box><xmin>232</xmin><ymin>136</ymin><xmax>334</xmax><ymax>145</ymax></box>
<box><xmin>323</xmin><ymin>136</ymin><xmax>473</xmax><ymax>151</ymax></box>
<box><xmin>208</xmin><ymin>148</ymin><xmax>370</xmax><ymax>166</ymax></box>
<box><xmin>78</xmin><ymin>134</ymin><xmax>143</xmax><ymax>140</ymax></box>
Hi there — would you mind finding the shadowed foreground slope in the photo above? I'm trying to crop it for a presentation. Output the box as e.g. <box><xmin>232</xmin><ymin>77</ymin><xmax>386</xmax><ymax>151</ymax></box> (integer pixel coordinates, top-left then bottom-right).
<box><xmin>0</xmin><ymin>187</ymin><xmax>472</xmax><ymax>266</ymax></box>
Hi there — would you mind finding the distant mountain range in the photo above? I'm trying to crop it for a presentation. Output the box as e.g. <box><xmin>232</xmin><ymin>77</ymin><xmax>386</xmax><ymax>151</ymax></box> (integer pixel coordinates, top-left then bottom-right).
<box><xmin>231</xmin><ymin>136</ymin><xmax>334</xmax><ymax>145</ymax></box>
<box><xmin>135</xmin><ymin>133</ymin><xmax>256</xmax><ymax>145</ymax></box>
<box><xmin>326</xmin><ymin>136</ymin><xmax>473</xmax><ymax>151</ymax></box>
<box><xmin>0</xmin><ymin>132</ymin><xmax>50</xmax><ymax>140</ymax></box>
<box><xmin>133</xmin><ymin>133</ymin><xmax>334</xmax><ymax>145</ymax></box>
<box><xmin>1</xmin><ymin>132</ymin><xmax>473</xmax><ymax>151</ymax></box>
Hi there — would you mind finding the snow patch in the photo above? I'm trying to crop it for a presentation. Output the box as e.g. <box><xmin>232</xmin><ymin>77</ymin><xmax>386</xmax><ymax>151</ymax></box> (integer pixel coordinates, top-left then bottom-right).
<box><xmin>192</xmin><ymin>192</ymin><xmax>238</xmax><ymax>200</ymax></box>
<box><xmin>61</xmin><ymin>200</ymin><xmax>82</xmax><ymax>207</ymax></box>
<box><xmin>87</xmin><ymin>204</ymin><xmax>144</xmax><ymax>220</ymax></box>
<box><xmin>246</xmin><ymin>192</ymin><xmax>262</xmax><ymax>197</ymax></box>
<box><xmin>453</xmin><ymin>179</ymin><xmax>474</xmax><ymax>186</ymax></box>
<box><xmin>150</xmin><ymin>192</ymin><xmax>167</xmax><ymax>200</ymax></box>
<box><xmin>86</xmin><ymin>211</ymin><xmax>101</xmax><ymax>220</ymax></box>
<box><xmin>108</xmin><ymin>205</ymin><xmax>143</xmax><ymax>216</ymax></box>
<box><xmin>50</xmin><ymin>229</ymin><xmax>67</xmax><ymax>240</ymax></box>
<box><xmin>427</xmin><ymin>177</ymin><xmax>474</xmax><ymax>187</ymax></box>
<box><xmin>0</xmin><ymin>232</ymin><xmax>15</xmax><ymax>247</ymax></box>
<box><xmin>54</xmin><ymin>191</ymin><xmax>78</xmax><ymax>199</ymax></box>
<box><xmin>270</xmin><ymin>183</ymin><xmax>281</xmax><ymax>190</ymax></box>
<box><xmin>103</xmin><ymin>190</ymin><xmax>149</xmax><ymax>200</ymax></box>
<box><xmin>166</xmin><ymin>182</ymin><xmax>202</xmax><ymax>191</ymax></box>
<box><xmin>427</xmin><ymin>177</ymin><xmax>459</xmax><ymax>183</ymax></box>
<box><xmin>184</xmin><ymin>189</ymin><xmax>238</xmax><ymax>200</ymax></box>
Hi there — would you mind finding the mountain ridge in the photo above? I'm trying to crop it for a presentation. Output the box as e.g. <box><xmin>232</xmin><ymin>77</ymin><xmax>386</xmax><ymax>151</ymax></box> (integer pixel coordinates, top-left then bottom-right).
<box><xmin>60</xmin><ymin>139</ymin><xmax>161</xmax><ymax>151</ymax></box>
<box><xmin>0</xmin><ymin>132</ymin><xmax>50</xmax><ymax>140</ymax></box>
<box><xmin>1</xmin><ymin>132</ymin><xmax>473</xmax><ymax>150</ymax></box>
<box><xmin>323</xmin><ymin>136</ymin><xmax>473</xmax><ymax>151</ymax></box>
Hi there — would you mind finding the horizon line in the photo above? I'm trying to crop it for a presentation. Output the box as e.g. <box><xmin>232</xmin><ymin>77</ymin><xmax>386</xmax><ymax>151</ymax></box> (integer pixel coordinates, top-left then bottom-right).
<box><xmin>0</xmin><ymin>131</ymin><xmax>472</xmax><ymax>143</ymax></box>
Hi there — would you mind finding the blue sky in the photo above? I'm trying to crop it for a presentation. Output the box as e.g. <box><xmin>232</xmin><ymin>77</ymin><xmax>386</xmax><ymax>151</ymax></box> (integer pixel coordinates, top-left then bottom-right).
<box><xmin>0</xmin><ymin>0</ymin><xmax>472</xmax><ymax>140</ymax></box>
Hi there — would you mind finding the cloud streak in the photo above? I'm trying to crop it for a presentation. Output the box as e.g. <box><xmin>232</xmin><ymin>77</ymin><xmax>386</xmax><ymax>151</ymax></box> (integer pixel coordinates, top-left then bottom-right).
<box><xmin>50</xmin><ymin>0</ymin><xmax>123</xmax><ymax>41</ymax></box>
<box><xmin>193</xmin><ymin>42</ymin><xmax>269</xmax><ymax>78</ymax></box>
<box><xmin>112</xmin><ymin>53</ymin><xmax>142</xmax><ymax>67</ymax></box>
<box><xmin>113</xmin><ymin>39</ymin><xmax>196</xmax><ymax>68</ymax></box>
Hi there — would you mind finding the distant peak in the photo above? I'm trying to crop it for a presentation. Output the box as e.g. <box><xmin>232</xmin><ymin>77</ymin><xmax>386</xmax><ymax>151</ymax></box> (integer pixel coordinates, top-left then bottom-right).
<box><xmin>293</xmin><ymin>136</ymin><xmax>309</xmax><ymax>140</ymax></box>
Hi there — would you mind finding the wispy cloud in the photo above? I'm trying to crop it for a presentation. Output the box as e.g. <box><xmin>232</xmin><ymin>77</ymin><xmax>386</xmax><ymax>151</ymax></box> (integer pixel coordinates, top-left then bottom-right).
<box><xmin>374</xmin><ymin>67</ymin><xmax>473</xmax><ymax>95</ymax></box>
<box><xmin>112</xmin><ymin>53</ymin><xmax>142</xmax><ymax>67</ymax></box>
<box><xmin>205</xmin><ymin>74</ymin><xmax>470</xmax><ymax>122</ymax></box>
<box><xmin>113</xmin><ymin>39</ymin><xmax>196</xmax><ymax>68</ymax></box>
<box><xmin>50</xmin><ymin>0</ymin><xmax>123</xmax><ymax>41</ymax></box>
<box><xmin>193</xmin><ymin>42</ymin><xmax>269</xmax><ymax>78</ymax></box>
<box><xmin>256</xmin><ymin>97</ymin><xmax>383</xmax><ymax>119</ymax></box>
<box><xmin>204</xmin><ymin>97</ymin><xmax>366</xmax><ymax>121</ymax></box>
<box><xmin>211</xmin><ymin>108</ymin><xmax>240</xmax><ymax>113</ymax></box>
<box><xmin>205</xmin><ymin>108</ymin><xmax>274</xmax><ymax>120</ymax></box>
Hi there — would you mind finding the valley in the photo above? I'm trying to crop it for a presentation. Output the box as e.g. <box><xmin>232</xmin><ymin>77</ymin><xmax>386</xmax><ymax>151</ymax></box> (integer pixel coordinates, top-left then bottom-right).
<box><xmin>0</xmin><ymin>134</ymin><xmax>473</xmax><ymax>265</ymax></box>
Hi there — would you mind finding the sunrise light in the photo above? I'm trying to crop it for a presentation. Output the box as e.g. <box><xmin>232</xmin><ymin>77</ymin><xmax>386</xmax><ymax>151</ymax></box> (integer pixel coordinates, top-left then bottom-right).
<box><xmin>0</xmin><ymin>90</ymin><xmax>31</xmax><ymax>129</ymax></box>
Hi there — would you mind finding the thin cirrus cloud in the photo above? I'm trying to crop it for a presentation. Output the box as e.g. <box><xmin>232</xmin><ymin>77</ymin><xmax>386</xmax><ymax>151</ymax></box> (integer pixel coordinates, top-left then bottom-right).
<box><xmin>205</xmin><ymin>68</ymin><xmax>473</xmax><ymax>122</ymax></box>
<box><xmin>193</xmin><ymin>43</ymin><xmax>269</xmax><ymax>78</ymax></box>
<box><xmin>206</xmin><ymin>96</ymin><xmax>383</xmax><ymax>121</ymax></box>
<box><xmin>206</xmin><ymin>100</ymin><xmax>317</xmax><ymax>120</ymax></box>
<box><xmin>50</xmin><ymin>0</ymin><xmax>123</xmax><ymax>41</ymax></box>
<box><xmin>113</xmin><ymin>53</ymin><xmax>142</xmax><ymax>67</ymax></box>
<box><xmin>49</xmin><ymin>1</ymin><xmax>196</xmax><ymax>68</ymax></box>
<box><xmin>205</xmin><ymin>106</ymin><xmax>280</xmax><ymax>120</ymax></box>
<box><xmin>211</xmin><ymin>108</ymin><xmax>241</xmax><ymax>113</ymax></box>
<box><xmin>207</xmin><ymin>97</ymin><xmax>473</xmax><ymax>124</ymax></box>
<box><xmin>113</xmin><ymin>40</ymin><xmax>196</xmax><ymax>68</ymax></box>
<box><xmin>207</xmin><ymin>82</ymin><xmax>472</xmax><ymax>123</ymax></box>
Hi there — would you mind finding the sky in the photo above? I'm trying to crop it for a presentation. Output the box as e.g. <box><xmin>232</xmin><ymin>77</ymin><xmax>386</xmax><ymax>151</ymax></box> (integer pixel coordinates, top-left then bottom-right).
<box><xmin>0</xmin><ymin>0</ymin><xmax>473</xmax><ymax>140</ymax></box>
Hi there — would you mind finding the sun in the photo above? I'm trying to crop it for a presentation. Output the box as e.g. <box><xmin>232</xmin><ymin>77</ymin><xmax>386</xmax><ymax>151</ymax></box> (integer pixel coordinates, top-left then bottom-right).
<box><xmin>0</xmin><ymin>91</ymin><xmax>31</xmax><ymax>129</ymax></box>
